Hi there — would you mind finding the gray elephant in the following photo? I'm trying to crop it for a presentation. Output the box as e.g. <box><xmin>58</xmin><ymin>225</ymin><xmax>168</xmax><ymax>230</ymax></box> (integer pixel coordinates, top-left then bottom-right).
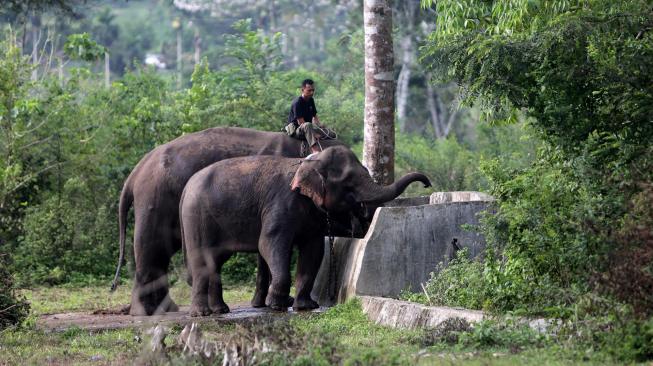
<box><xmin>112</xmin><ymin>127</ymin><xmax>346</xmax><ymax>316</ymax></box>
<box><xmin>179</xmin><ymin>146</ymin><xmax>431</xmax><ymax>316</ymax></box>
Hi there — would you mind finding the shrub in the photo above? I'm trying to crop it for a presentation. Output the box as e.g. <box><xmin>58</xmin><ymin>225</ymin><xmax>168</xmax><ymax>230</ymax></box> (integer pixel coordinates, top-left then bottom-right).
<box><xmin>420</xmin><ymin>317</ymin><xmax>473</xmax><ymax>346</ymax></box>
<box><xmin>420</xmin><ymin>248</ymin><xmax>487</xmax><ymax>310</ymax></box>
<box><xmin>597</xmin><ymin>181</ymin><xmax>653</xmax><ymax>317</ymax></box>
<box><xmin>221</xmin><ymin>253</ymin><xmax>257</xmax><ymax>285</ymax></box>
<box><xmin>457</xmin><ymin>318</ymin><xmax>546</xmax><ymax>351</ymax></box>
<box><xmin>0</xmin><ymin>253</ymin><xmax>30</xmax><ymax>329</ymax></box>
<box><xmin>478</xmin><ymin>145</ymin><xmax>598</xmax><ymax>314</ymax></box>
<box><xmin>12</xmin><ymin>178</ymin><xmax>118</xmax><ymax>286</ymax></box>
<box><xmin>558</xmin><ymin>315</ymin><xmax>653</xmax><ymax>363</ymax></box>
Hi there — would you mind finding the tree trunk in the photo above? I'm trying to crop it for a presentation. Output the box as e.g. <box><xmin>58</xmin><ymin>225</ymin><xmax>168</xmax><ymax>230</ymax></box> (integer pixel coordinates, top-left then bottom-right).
<box><xmin>292</xmin><ymin>15</ymin><xmax>300</xmax><ymax>67</ymax></box>
<box><xmin>58</xmin><ymin>57</ymin><xmax>64</xmax><ymax>87</ymax></box>
<box><xmin>395</xmin><ymin>1</ymin><xmax>418</xmax><ymax>133</ymax></box>
<box><xmin>104</xmin><ymin>52</ymin><xmax>110</xmax><ymax>88</ymax></box>
<box><xmin>426</xmin><ymin>81</ymin><xmax>443</xmax><ymax>138</ymax></box>
<box><xmin>396</xmin><ymin>34</ymin><xmax>413</xmax><ymax>133</ymax></box>
<box><xmin>194</xmin><ymin>27</ymin><xmax>201</xmax><ymax>66</ymax></box>
<box><xmin>426</xmin><ymin>80</ymin><xmax>459</xmax><ymax>139</ymax></box>
<box><xmin>31</xmin><ymin>14</ymin><xmax>41</xmax><ymax>81</ymax></box>
<box><xmin>268</xmin><ymin>0</ymin><xmax>277</xmax><ymax>32</ymax></box>
<box><xmin>176</xmin><ymin>26</ymin><xmax>182</xmax><ymax>89</ymax></box>
<box><xmin>363</xmin><ymin>0</ymin><xmax>395</xmax><ymax>185</ymax></box>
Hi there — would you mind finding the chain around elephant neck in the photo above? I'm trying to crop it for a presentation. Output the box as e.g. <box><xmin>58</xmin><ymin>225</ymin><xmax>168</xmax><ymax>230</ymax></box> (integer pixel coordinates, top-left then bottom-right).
<box><xmin>326</xmin><ymin>213</ymin><xmax>337</xmax><ymax>302</ymax></box>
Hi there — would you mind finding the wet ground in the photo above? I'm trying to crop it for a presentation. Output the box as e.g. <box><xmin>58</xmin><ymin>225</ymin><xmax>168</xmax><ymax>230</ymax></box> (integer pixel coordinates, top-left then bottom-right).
<box><xmin>38</xmin><ymin>304</ymin><xmax>326</xmax><ymax>332</ymax></box>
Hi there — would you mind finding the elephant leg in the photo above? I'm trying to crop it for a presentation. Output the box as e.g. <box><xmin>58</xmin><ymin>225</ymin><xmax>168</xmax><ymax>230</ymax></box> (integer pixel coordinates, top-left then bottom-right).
<box><xmin>293</xmin><ymin>235</ymin><xmax>324</xmax><ymax>311</ymax></box>
<box><xmin>130</xmin><ymin>216</ymin><xmax>180</xmax><ymax>316</ymax></box>
<box><xmin>258</xmin><ymin>229</ymin><xmax>294</xmax><ymax>311</ymax></box>
<box><xmin>188</xmin><ymin>246</ymin><xmax>214</xmax><ymax>317</ymax></box>
<box><xmin>252</xmin><ymin>255</ymin><xmax>295</xmax><ymax>308</ymax></box>
<box><xmin>251</xmin><ymin>254</ymin><xmax>270</xmax><ymax>308</ymax></box>
<box><xmin>208</xmin><ymin>252</ymin><xmax>231</xmax><ymax>314</ymax></box>
<box><xmin>190</xmin><ymin>268</ymin><xmax>211</xmax><ymax>317</ymax></box>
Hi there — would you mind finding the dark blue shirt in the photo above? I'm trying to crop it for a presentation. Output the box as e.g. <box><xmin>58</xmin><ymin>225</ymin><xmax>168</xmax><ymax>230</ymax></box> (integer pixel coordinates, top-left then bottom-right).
<box><xmin>287</xmin><ymin>96</ymin><xmax>317</xmax><ymax>126</ymax></box>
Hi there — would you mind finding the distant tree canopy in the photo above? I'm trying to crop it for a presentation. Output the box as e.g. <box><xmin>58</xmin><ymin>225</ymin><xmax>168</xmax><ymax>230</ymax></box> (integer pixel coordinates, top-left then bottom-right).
<box><xmin>422</xmin><ymin>0</ymin><xmax>653</xmax><ymax>151</ymax></box>
<box><xmin>1</xmin><ymin>0</ymin><xmax>86</xmax><ymax>17</ymax></box>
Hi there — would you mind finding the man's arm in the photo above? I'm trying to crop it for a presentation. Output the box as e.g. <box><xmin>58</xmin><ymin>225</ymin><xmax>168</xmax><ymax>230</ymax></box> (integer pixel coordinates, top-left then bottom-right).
<box><xmin>313</xmin><ymin>115</ymin><xmax>322</xmax><ymax>127</ymax></box>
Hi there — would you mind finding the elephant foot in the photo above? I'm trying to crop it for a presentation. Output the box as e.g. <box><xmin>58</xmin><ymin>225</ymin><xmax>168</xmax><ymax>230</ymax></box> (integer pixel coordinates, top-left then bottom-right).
<box><xmin>262</xmin><ymin>295</ymin><xmax>295</xmax><ymax>308</ymax></box>
<box><xmin>128</xmin><ymin>300</ymin><xmax>150</xmax><ymax>316</ymax></box>
<box><xmin>251</xmin><ymin>291</ymin><xmax>267</xmax><ymax>308</ymax></box>
<box><xmin>129</xmin><ymin>284</ymin><xmax>178</xmax><ymax>316</ymax></box>
<box><xmin>266</xmin><ymin>294</ymin><xmax>293</xmax><ymax>311</ymax></box>
<box><xmin>189</xmin><ymin>304</ymin><xmax>212</xmax><ymax>317</ymax></box>
<box><xmin>293</xmin><ymin>297</ymin><xmax>319</xmax><ymax>311</ymax></box>
<box><xmin>210</xmin><ymin>303</ymin><xmax>230</xmax><ymax>314</ymax></box>
<box><xmin>257</xmin><ymin>295</ymin><xmax>294</xmax><ymax>308</ymax></box>
<box><xmin>166</xmin><ymin>299</ymin><xmax>179</xmax><ymax>312</ymax></box>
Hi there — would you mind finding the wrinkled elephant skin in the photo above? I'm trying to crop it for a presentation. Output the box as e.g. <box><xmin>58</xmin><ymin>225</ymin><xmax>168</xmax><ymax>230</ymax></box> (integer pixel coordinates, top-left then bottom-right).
<box><xmin>112</xmin><ymin>127</ymin><xmax>345</xmax><ymax>316</ymax></box>
<box><xmin>180</xmin><ymin>146</ymin><xmax>431</xmax><ymax>316</ymax></box>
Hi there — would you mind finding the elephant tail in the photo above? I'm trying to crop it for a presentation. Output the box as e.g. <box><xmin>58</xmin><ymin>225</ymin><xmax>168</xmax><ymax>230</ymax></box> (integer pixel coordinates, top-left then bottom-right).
<box><xmin>179</xmin><ymin>187</ymin><xmax>193</xmax><ymax>286</ymax></box>
<box><xmin>111</xmin><ymin>181</ymin><xmax>133</xmax><ymax>292</ymax></box>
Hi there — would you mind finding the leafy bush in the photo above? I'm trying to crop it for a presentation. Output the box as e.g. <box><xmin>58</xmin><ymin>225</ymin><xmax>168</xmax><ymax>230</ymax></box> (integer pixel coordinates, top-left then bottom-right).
<box><xmin>457</xmin><ymin>318</ymin><xmax>546</xmax><ymax>351</ymax></box>
<box><xmin>419</xmin><ymin>2</ymin><xmax>653</xmax><ymax>322</ymax></box>
<box><xmin>421</xmin><ymin>316</ymin><xmax>546</xmax><ymax>354</ymax></box>
<box><xmin>221</xmin><ymin>253</ymin><xmax>257</xmax><ymax>285</ymax></box>
<box><xmin>597</xmin><ymin>178</ymin><xmax>653</xmax><ymax>317</ymax></box>
<box><xmin>420</xmin><ymin>317</ymin><xmax>472</xmax><ymax>346</ymax></box>
<box><xmin>0</xmin><ymin>254</ymin><xmax>30</xmax><ymax>329</ymax></box>
<box><xmin>478</xmin><ymin>146</ymin><xmax>597</xmax><ymax>314</ymax></box>
<box><xmin>12</xmin><ymin>178</ymin><xmax>118</xmax><ymax>286</ymax></box>
<box><xmin>557</xmin><ymin>315</ymin><xmax>653</xmax><ymax>362</ymax></box>
<box><xmin>395</xmin><ymin>133</ymin><xmax>477</xmax><ymax>193</ymax></box>
<box><xmin>417</xmin><ymin>248</ymin><xmax>487</xmax><ymax>310</ymax></box>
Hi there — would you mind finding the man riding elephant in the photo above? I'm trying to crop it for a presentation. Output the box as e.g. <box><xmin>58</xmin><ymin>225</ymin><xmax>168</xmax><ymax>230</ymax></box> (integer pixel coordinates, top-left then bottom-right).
<box><xmin>284</xmin><ymin>79</ymin><xmax>336</xmax><ymax>155</ymax></box>
<box><xmin>112</xmin><ymin>127</ymin><xmax>347</xmax><ymax>315</ymax></box>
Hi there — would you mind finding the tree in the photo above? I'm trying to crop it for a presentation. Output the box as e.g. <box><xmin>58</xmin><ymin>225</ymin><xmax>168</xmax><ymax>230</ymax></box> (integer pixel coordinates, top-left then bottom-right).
<box><xmin>363</xmin><ymin>0</ymin><xmax>394</xmax><ymax>185</ymax></box>
<box><xmin>420</xmin><ymin>0</ymin><xmax>653</xmax><ymax>315</ymax></box>
<box><xmin>0</xmin><ymin>0</ymin><xmax>85</xmax><ymax>18</ymax></box>
<box><xmin>389</xmin><ymin>0</ymin><xmax>466</xmax><ymax>139</ymax></box>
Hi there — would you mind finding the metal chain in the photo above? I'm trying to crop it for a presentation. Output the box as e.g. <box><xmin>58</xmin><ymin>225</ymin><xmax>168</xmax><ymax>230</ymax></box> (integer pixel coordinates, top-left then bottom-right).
<box><xmin>326</xmin><ymin>213</ymin><xmax>337</xmax><ymax>302</ymax></box>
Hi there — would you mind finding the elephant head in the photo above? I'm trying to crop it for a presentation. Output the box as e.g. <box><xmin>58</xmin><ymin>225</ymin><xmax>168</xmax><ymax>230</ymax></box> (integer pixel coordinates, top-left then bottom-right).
<box><xmin>290</xmin><ymin>146</ymin><xmax>431</xmax><ymax>231</ymax></box>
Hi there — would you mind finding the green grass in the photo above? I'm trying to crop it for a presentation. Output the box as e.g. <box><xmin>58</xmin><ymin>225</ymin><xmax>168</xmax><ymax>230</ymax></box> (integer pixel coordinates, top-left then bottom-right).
<box><xmin>21</xmin><ymin>281</ymin><xmax>254</xmax><ymax>315</ymax></box>
<box><xmin>0</xmin><ymin>326</ymin><xmax>141</xmax><ymax>365</ymax></box>
<box><xmin>0</xmin><ymin>285</ymin><xmax>633</xmax><ymax>365</ymax></box>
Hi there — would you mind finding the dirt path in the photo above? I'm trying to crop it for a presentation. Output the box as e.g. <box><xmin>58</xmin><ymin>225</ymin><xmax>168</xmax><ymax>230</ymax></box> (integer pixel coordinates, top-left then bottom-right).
<box><xmin>38</xmin><ymin>304</ymin><xmax>325</xmax><ymax>332</ymax></box>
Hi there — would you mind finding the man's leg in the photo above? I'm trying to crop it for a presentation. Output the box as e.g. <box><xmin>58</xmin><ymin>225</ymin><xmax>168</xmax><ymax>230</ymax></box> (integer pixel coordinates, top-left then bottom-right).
<box><xmin>298</xmin><ymin>123</ymin><xmax>323</xmax><ymax>153</ymax></box>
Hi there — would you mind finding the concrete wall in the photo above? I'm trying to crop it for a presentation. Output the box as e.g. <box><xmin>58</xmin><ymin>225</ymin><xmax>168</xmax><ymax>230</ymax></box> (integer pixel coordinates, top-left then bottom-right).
<box><xmin>312</xmin><ymin>192</ymin><xmax>494</xmax><ymax>306</ymax></box>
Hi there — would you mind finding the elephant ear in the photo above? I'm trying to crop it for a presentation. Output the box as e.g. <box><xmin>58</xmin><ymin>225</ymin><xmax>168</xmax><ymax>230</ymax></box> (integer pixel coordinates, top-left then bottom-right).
<box><xmin>290</xmin><ymin>162</ymin><xmax>326</xmax><ymax>208</ymax></box>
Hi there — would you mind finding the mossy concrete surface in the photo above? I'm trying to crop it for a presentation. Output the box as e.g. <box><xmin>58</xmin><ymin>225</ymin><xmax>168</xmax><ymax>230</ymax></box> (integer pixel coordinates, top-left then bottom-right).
<box><xmin>312</xmin><ymin>192</ymin><xmax>495</xmax><ymax>306</ymax></box>
<box><xmin>359</xmin><ymin>295</ymin><xmax>485</xmax><ymax>329</ymax></box>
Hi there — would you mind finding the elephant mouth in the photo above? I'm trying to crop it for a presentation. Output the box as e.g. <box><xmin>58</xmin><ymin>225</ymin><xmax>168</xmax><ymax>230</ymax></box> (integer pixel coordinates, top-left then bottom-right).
<box><xmin>324</xmin><ymin>203</ymin><xmax>371</xmax><ymax>238</ymax></box>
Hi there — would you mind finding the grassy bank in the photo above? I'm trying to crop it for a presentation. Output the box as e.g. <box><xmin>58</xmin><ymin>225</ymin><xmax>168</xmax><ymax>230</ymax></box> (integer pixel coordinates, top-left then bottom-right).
<box><xmin>0</xmin><ymin>284</ymin><xmax>626</xmax><ymax>365</ymax></box>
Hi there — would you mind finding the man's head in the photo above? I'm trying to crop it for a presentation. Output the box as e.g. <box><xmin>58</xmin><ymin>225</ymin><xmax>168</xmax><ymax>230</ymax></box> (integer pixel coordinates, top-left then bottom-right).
<box><xmin>301</xmin><ymin>79</ymin><xmax>315</xmax><ymax>99</ymax></box>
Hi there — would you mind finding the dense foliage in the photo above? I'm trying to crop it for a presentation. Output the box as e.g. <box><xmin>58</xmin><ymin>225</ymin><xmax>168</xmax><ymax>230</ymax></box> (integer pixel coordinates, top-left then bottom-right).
<box><xmin>0</xmin><ymin>253</ymin><xmax>29</xmax><ymax>329</ymax></box>
<box><xmin>412</xmin><ymin>2</ymin><xmax>653</xmax><ymax>360</ymax></box>
<box><xmin>0</xmin><ymin>9</ymin><xmax>532</xmax><ymax>289</ymax></box>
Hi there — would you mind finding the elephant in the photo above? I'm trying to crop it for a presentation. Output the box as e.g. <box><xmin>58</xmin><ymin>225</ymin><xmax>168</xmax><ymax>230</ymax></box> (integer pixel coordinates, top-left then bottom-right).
<box><xmin>111</xmin><ymin>126</ymin><xmax>346</xmax><ymax>316</ymax></box>
<box><xmin>179</xmin><ymin>145</ymin><xmax>431</xmax><ymax>316</ymax></box>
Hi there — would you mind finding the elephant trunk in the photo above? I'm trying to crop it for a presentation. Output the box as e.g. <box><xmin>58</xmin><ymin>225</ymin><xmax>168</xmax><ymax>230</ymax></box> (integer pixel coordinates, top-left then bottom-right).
<box><xmin>355</xmin><ymin>172</ymin><xmax>431</xmax><ymax>204</ymax></box>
